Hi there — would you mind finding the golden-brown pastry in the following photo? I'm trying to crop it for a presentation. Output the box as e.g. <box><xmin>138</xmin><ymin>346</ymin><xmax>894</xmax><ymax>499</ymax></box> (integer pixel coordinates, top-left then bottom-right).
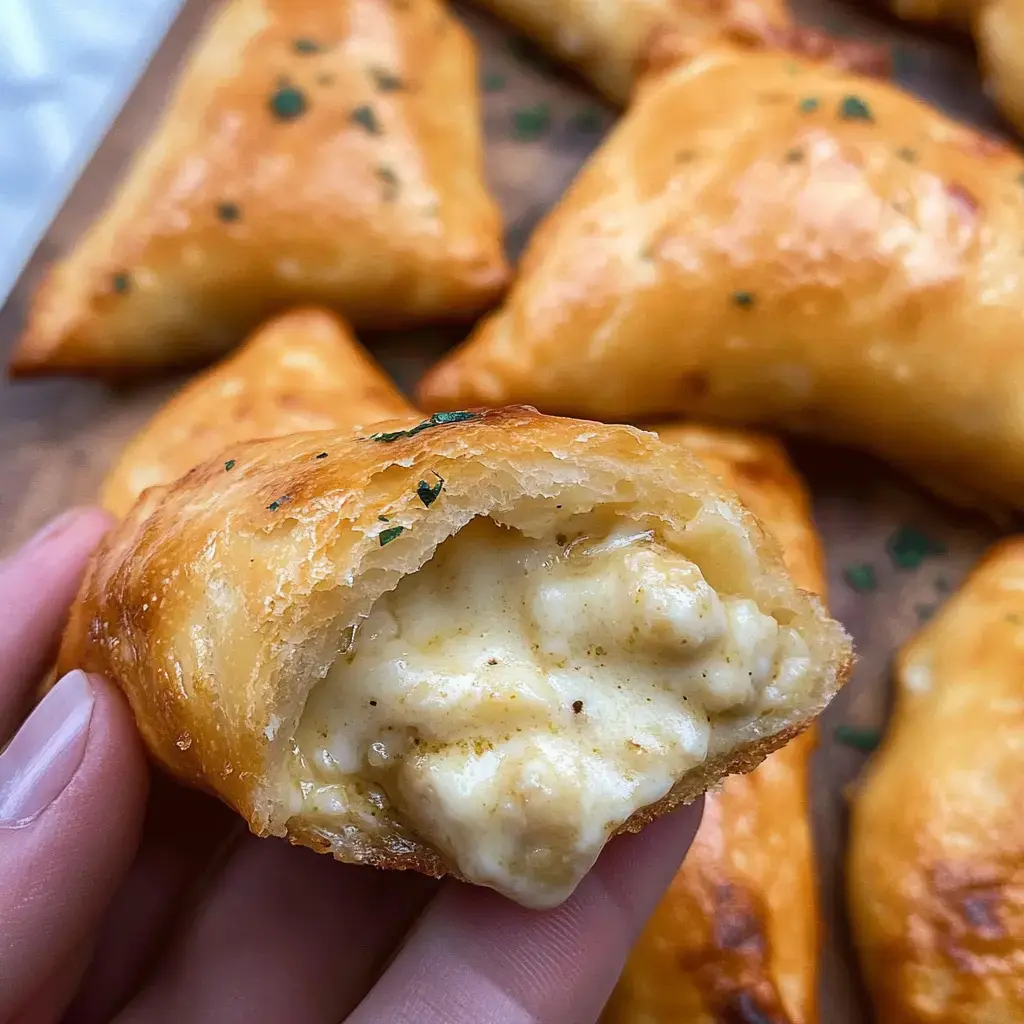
<box><xmin>882</xmin><ymin>0</ymin><xmax>1024</xmax><ymax>137</ymax></box>
<box><xmin>58</xmin><ymin>408</ymin><xmax>851</xmax><ymax>908</ymax></box>
<box><xmin>603</xmin><ymin>424</ymin><xmax>822</xmax><ymax>1024</ymax></box>
<box><xmin>848</xmin><ymin>539</ymin><xmax>1024</xmax><ymax>1023</ymax></box>
<box><xmin>473</xmin><ymin>0</ymin><xmax>790</xmax><ymax>104</ymax></box>
<box><xmin>10</xmin><ymin>0</ymin><xmax>508</xmax><ymax>378</ymax></box>
<box><xmin>99</xmin><ymin>307</ymin><xmax>413</xmax><ymax>518</ymax></box>
<box><xmin>472</xmin><ymin>0</ymin><xmax>888</xmax><ymax>105</ymax></box>
<box><xmin>418</xmin><ymin>46</ymin><xmax>1024</xmax><ymax>513</ymax></box>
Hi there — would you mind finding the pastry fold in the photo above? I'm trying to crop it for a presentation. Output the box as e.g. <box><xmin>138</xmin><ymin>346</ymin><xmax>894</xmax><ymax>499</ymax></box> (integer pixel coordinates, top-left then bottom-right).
<box><xmin>604</xmin><ymin>424</ymin><xmax>822</xmax><ymax>1024</ymax></box>
<box><xmin>58</xmin><ymin>408</ymin><xmax>850</xmax><ymax>908</ymax></box>
<box><xmin>849</xmin><ymin>540</ymin><xmax>1024</xmax><ymax>1023</ymax></box>
<box><xmin>10</xmin><ymin>0</ymin><xmax>508</xmax><ymax>378</ymax></box>
<box><xmin>100</xmin><ymin>308</ymin><xmax>413</xmax><ymax>518</ymax></box>
<box><xmin>418</xmin><ymin>46</ymin><xmax>1024</xmax><ymax>513</ymax></box>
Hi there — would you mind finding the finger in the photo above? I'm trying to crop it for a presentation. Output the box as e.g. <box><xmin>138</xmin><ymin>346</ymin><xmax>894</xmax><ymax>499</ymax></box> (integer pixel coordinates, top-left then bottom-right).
<box><xmin>116</xmin><ymin>836</ymin><xmax>438</xmax><ymax>1024</ymax></box>
<box><xmin>347</xmin><ymin>801</ymin><xmax>704</xmax><ymax>1024</ymax></box>
<box><xmin>64</xmin><ymin>778</ymin><xmax>242</xmax><ymax>1024</ymax></box>
<box><xmin>0</xmin><ymin>507</ymin><xmax>112</xmax><ymax>740</ymax></box>
<box><xmin>0</xmin><ymin>670</ymin><xmax>148</xmax><ymax>1022</ymax></box>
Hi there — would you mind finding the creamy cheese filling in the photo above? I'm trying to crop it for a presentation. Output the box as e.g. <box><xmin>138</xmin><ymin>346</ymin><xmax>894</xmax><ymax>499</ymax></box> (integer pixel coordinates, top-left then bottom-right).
<box><xmin>289</xmin><ymin>515</ymin><xmax>810</xmax><ymax>908</ymax></box>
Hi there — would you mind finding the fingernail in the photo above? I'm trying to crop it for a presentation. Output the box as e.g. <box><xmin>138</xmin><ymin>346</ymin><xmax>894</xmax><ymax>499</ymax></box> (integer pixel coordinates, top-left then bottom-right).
<box><xmin>18</xmin><ymin>509</ymin><xmax>86</xmax><ymax>555</ymax></box>
<box><xmin>0</xmin><ymin>670</ymin><xmax>95</xmax><ymax>825</ymax></box>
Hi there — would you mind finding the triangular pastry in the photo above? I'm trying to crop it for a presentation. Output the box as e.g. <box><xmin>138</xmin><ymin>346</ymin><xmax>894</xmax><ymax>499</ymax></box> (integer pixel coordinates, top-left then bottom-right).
<box><xmin>420</xmin><ymin>47</ymin><xmax>1024</xmax><ymax>512</ymax></box>
<box><xmin>100</xmin><ymin>307</ymin><xmax>413</xmax><ymax>517</ymax></box>
<box><xmin>11</xmin><ymin>0</ymin><xmax>507</xmax><ymax>377</ymax></box>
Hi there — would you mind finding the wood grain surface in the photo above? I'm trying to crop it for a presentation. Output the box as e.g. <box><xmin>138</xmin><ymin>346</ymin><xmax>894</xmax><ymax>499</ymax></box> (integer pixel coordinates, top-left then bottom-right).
<box><xmin>0</xmin><ymin>1</ymin><xmax>1010</xmax><ymax>1019</ymax></box>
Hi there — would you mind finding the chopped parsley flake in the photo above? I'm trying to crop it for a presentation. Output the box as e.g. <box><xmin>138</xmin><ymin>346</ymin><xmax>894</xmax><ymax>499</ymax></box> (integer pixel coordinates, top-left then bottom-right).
<box><xmin>224</xmin><ymin>459</ymin><xmax>236</xmax><ymax>471</ymax></box>
<box><xmin>834</xmin><ymin>724</ymin><xmax>881</xmax><ymax>752</ymax></box>
<box><xmin>482</xmin><ymin>71</ymin><xmax>506</xmax><ymax>92</ymax></box>
<box><xmin>269</xmin><ymin>83</ymin><xmax>308</xmax><ymax>121</ymax></box>
<box><xmin>349</xmin><ymin>104</ymin><xmax>381</xmax><ymax>134</ymax></box>
<box><xmin>315</xmin><ymin>451</ymin><xmax>328</xmax><ymax>460</ymax></box>
<box><xmin>378</xmin><ymin>515</ymin><xmax>390</xmax><ymax>522</ymax></box>
<box><xmin>843</xmin><ymin>563</ymin><xmax>878</xmax><ymax>594</ymax></box>
<box><xmin>370</xmin><ymin>67</ymin><xmax>404</xmax><ymax>91</ymax></box>
<box><xmin>839</xmin><ymin>95</ymin><xmax>873</xmax><ymax>122</ymax></box>
<box><xmin>886</xmin><ymin>525</ymin><xmax>946</xmax><ymax>570</ymax></box>
<box><xmin>369</xmin><ymin>410</ymin><xmax>480</xmax><ymax>442</ymax></box>
<box><xmin>572</xmin><ymin>700</ymin><xmax>584</xmax><ymax>714</ymax></box>
<box><xmin>733</xmin><ymin>290</ymin><xmax>756</xmax><ymax>309</ymax></box>
<box><xmin>380</xmin><ymin>525</ymin><xmax>405</xmax><ymax>546</ymax></box>
<box><xmin>267</xmin><ymin>494</ymin><xmax>292</xmax><ymax>512</ymax></box>
<box><xmin>216</xmin><ymin>201</ymin><xmax>241</xmax><ymax>223</ymax></box>
<box><xmin>798</xmin><ymin>97</ymin><xmax>819</xmax><ymax>114</ymax></box>
<box><xmin>416</xmin><ymin>473</ymin><xmax>444</xmax><ymax>507</ymax></box>
<box><xmin>897</xmin><ymin>146</ymin><xmax>917</xmax><ymax>163</ymax></box>
<box><xmin>293</xmin><ymin>38</ymin><xmax>321</xmax><ymax>54</ymax></box>
<box><xmin>111</xmin><ymin>272</ymin><xmax>131</xmax><ymax>294</ymax></box>
<box><xmin>376</xmin><ymin>165</ymin><xmax>399</xmax><ymax>201</ymax></box>
<box><xmin>512</xmin><ymin>103</ymin><xmax>551</xmax><ymax>142</ymax></box>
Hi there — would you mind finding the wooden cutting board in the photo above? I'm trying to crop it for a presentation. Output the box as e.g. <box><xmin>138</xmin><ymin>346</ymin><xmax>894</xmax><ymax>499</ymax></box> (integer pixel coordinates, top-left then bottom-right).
<box><xmin>0</xmin><ymin>2</ymin><xmax>1008</xmax><ymax>1018</ymax></box>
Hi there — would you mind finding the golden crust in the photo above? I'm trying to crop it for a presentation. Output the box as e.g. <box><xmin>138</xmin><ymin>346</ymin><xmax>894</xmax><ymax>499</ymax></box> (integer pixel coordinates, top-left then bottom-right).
<box><xmin>100</xmin><ymin>308</ymin><xmax>414</xmax><ymax>518</ymax></box>
<box><xmin>604</xmin><ymin>423</ymin><xmax>823</xmax><ymax>1024</ymax></box>
<box><xmin>58</xmin><ymin>407</ymin><xmax>851</xmax><ymax>891</ymax></box>
<box><xmin>471</xmin><ymin>0</ymin><xmax>887</xmax><ymax>105</ymax></box>
<box><xmin>848</xmin><ymin>539</ymin><xmax>1024</xmax><ymax>1023</ymax></box>
<box><xmin>10</xmin><ymin>0</ymin><xmax>508</xmax><ymax>378</ymax></box>
<box><xmin>418</xmin><ymin>45</ymin><xmax>1024</xmax><ymax>513</ymax></box>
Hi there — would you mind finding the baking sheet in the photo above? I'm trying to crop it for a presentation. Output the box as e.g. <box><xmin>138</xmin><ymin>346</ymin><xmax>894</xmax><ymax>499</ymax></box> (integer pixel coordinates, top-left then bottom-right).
<box><xmin>0</xmin><ymin>2</ymin><xmax>1010</xmax><ymax>1019</ymax></box>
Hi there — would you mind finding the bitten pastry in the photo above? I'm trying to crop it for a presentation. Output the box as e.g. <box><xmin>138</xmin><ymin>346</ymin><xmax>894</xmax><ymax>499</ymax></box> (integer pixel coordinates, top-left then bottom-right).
<box><xmin>849</xmin><ymin>540</ymin><xmax>1024</xmax><ymax>1023</ymax></box>
<box><xmin>10</xmin><ymin>0</ymin><xmax>508</xmax><ymax>377</ymax></box>
<box><xmin>419</xmin><ymin>46</ymin><xmax>1024</xmax><ymax>513</ymax></box>
<box><xmin>603</xmin><ymin>424</ymin><xmax>822</xmax><ymax>1024</ymax></box>
<box><xmin>58</xmin><ymin>408</ymin><xmax>851</xmax><ymax>908</ymax></box>
<box><xmin>100</xmin><ymin>307</ymin><xmax>413</xmax><ymax>517</ymax></box>
<box><xmin>880</xmin><ymin>0</ymin><xmax>1024</xmax><ymax>137</ymax></box>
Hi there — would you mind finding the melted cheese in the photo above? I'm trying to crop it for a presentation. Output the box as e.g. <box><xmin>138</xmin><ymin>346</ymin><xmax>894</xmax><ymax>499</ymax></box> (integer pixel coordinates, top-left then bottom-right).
<box><xmin>290</xmin><ymin>516</ymin><xmax>810</xmax><ymax>907</ymax></box>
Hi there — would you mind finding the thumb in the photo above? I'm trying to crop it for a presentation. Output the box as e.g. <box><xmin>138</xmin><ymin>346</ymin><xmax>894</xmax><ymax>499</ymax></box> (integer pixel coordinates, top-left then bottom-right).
<box><xmin>0</xmin><ymin>670</ymin><xmax>148</xmax><ymax>1022</ymax></box>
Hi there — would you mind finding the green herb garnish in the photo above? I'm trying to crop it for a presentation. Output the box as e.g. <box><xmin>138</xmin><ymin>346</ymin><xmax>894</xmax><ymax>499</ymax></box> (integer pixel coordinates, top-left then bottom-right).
<box><xmin>380</xmin><ymin>525</ymin><xmax>405</xmax><ymax>546</ymax></box>
<box><xmin>839</xmin><ymin>95</ymin><xmax>873</xmax><ymax>122</ymax></box>
<box><xmin>293</xmin><ymin>38</ymin><xmax>322</xmax><ymax>54</ymax></box>
<box><xmin>416</xmin><ymin>473</ymin><xmax>444</xmax><ymax>507</ymax></box>
<box><xmin>349</xmin><ymin>104</ymin><xmax>381</xmax><ymax>134</ymax></box>
<box><xmin>376</xmin><ymin>165</ymin><xmax>399</xmax><ymax>201</ymax></box>
<box><xmin>267</xmin><ymin>494</ymin><xmax>292</xmax><ymax>512</ymax></box>
<box><xmin>369</xmin><ymin>410</ymin><xmax>479</xmax><ymax>442</ymax></box>
<box><xmin>111</xmin><ymin>272</ymin><xmax>131</xmax><ymax>294</ymax></box>
<box><xmin>896</xmin><ymin>146</ymin><xmax>917</xmax><ymax>163</ymax></box>
<box><xmin>370</xmin><ymin>67</ymin><xmax>404</xmax><ymax>91</ymax></box>
<box><xmin>216</xmin><ymin>201</ymin><xmax>241</xmax><ymax>223</ymax></box>
<box><xmin>482</xmin><ymin>71</ymin><xmax>506</xmax><ymax>92</ymax></box>
<box><xmin>834</xmin><ymin>724</ymin><xmax>882</xmax><ymax>752</ymax></box>
<box><xmin>378</xmin><ymin>515</ymin><xmax>390</xmax><ymax>522</ymax></box>
<box><xmin>224</xmin><ymin>459</ymin><xmax>236</xmax><ymax>471</ymax></box>
<box><xmin>315</xmin><ymin>452</ymin><xmax>328</xmax><ymax>460</ymax></box>
<box><xmin>512</xmin><ymin>103</ymin><xmax>551</xmax><ymax>142</ymax></box>
<box><xmin>843</xmin><ymin>563</ymin><xmax>878</xmax><ymax>593</ymax></box>
<box><xmin>886</xmin><ymin>525</ymin><xmax>946</xmax><ymax>570</ymax></box>
<box><xmin>269</xmin><ymin>83</ymin><xmax>308</xmax><ymax>121</ymax></box>
<box><xmin>732</xmin><ymin>290</ymin><xmax>756</xmax><ymax>309</ymax></box>
<box><xmin>798</xmin><ymin>97</ymin><xmax>819</xmax><ymax>114</ymax></box>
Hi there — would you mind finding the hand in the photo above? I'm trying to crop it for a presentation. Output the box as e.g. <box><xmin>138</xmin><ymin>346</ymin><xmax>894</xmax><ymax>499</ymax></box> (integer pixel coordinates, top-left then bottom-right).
<box><xmin>0</xmin><ymin>509</ymin><xmax>703</xmax><ymax>1024</ymax></box>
